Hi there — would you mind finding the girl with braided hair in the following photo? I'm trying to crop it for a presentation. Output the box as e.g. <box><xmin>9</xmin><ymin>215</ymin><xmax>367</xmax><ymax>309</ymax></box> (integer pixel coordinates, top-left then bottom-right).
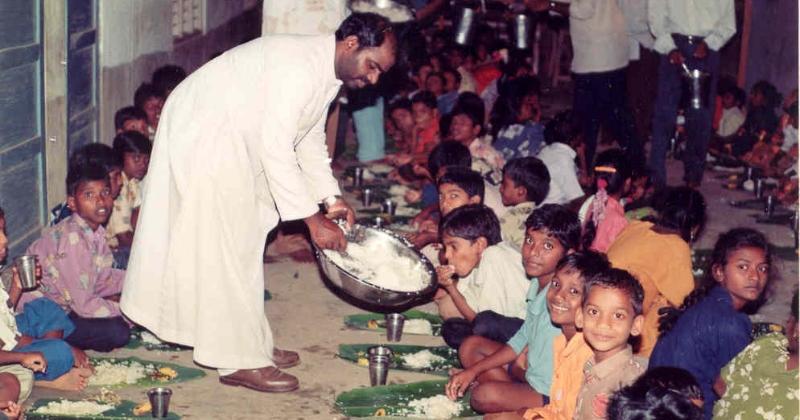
<box><xmin>648</xmin><ymin>228</ymin><xmax>773</xmax><ymax>420</ymax></box>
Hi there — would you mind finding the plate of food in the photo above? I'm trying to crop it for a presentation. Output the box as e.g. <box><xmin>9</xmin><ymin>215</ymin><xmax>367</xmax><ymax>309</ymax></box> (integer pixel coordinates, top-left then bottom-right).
<box><xmin>126</xmin><ymin>328</ymin><xmax>188</xmax><ymax>352</ymax></box>
<box><xmin>344</xmin><ymin>310</ymin><xmax>443</xmax><ymax>336</ymax></box>
<box><xmin>87</xmin><ymin>357</ymin><xmax>205</xmax><ymax>388</ymax></box>
<box><xmin>335</xmin><ymin>379</ymin><xmax>478</xmax><ymax>419</ymax></box>
<box><xmin>27</xmin><ymin>398</ymin><xmax>180</xmax><ymax>420</ymax></box>
<box><xmin>338</xmin><ymin>344</ymin><xmax>460</xmax><ymax>376</ymax></box>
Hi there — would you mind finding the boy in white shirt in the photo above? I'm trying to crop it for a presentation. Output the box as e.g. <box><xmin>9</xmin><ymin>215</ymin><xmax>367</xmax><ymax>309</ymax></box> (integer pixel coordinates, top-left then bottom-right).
<box><xmin>435</xmin><ymin>205</ymin><xmax>530</xmax><ymax>349</ymax></box>
<box><xmin>717</xmin><ymin>85</ymin><xmax>746</xmax><ymax>138</ymax></box>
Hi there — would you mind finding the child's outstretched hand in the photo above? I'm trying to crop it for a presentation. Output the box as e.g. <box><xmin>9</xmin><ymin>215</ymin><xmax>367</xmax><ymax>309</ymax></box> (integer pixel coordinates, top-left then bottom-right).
<box><xmin>446</xmin><ymin>368</ymin><xmax>477</xmax><ymax>400</ymax></box>
<box><xmin>20</xmin><ymin>352</ymin><xmax>46</xmax><ymax>373</ymax></box>
<box><xmin>0</xmin><ymin>401</ymin><xmax>20</xmax><ymax>419</ymax></box>
<box><xmin>436</xmin><ymin>265</ymin><xmax>456</xmax><ymax>288</ymax></box>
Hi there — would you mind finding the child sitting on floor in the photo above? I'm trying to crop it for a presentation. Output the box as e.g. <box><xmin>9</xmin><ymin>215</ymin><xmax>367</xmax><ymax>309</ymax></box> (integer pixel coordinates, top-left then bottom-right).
<box><xmin>23</xmin><ymin>163</ymin><xmax>130</xmax><ymax>352</ymax></box>
<box><xmin>649</xmin><ymin>228</ymin><xmax>772</xmax><ymax>420</ymax></box>
<box><xmin>446</xmin><ymin>205</ymin><xmax>581</xmax><ymax>414</ymax></box>
<box><xmin>490</xmin><ymin>251</ymin><xmax>609</xmax><ymax>420</ymax></box>
<box><xmin>573</xmin><ymin>268</ymin><xmax>648</xmax><ymax>419</ymax></box>
<box><xmin>498</xmin><ymin>157</ymin><xmax>550</xmax><ymax>251</ymax></box>
<box><xmin>1</xmin><ymin>208</ymin><xmax>92</xmax><ymax>392</ymax></box>
<box><xmin>410</xmin><ymin>91</ymin><xmax>441</xmax><ymax>164</ymax></box>
<box><xmin>387</xmin><ymin>98</ymin><xmax>415</xmax><ymax>155</ymax></box>
<box><xmin>133</xmin><ymin>82</ymin><xmax>164</xmax><ymax>140</ymax></box>
<box><xmin>714</xmin><ymin>290</ymin><xmax>798</xmax><ymax>419</ymax></box>
<box><xmin>113</xmin><ymin>106</ymin><xmax>148</xmax><ymax>136</ymax></box>
<box><xmin>580</xmin><ymin>149</ymin><xmax>632</xmax><ymax>253</ymax></box>
<box><xmin>538</xmin><ymin>111</ymin><xmax>584</xmax><ymax>206</ymax></box>
<box><xmin>106</xmin><ymin>131</ymin><xmax>151</xmax><ymax>267</ymax></box>
<box><xmin>436</xmin><ymin>205</ymin><xmax>530</xmax><ymax>349</ymax></box>
<box><xmin>607</xmin><ymin>367</ymin><xmax>704</xmax><ymax>420</ymax></box>
<box><xmin>449</xmin><ymin>107</ymin><xmax>505</xmax><ymax>184</ymax></box>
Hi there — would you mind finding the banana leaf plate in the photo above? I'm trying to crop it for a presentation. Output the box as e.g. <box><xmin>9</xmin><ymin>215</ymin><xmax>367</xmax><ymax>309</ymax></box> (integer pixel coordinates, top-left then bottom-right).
<box><xmin>26</xmin><ymin>399</ymin><xmax>179</xmax><ymax>420</ymax></box>
<box><xmin>335</xmin><ymin>379</ymin><xmax>478</xmax><ymax>418</ymax></box>
<box><xmin>87</xmin><ymin>357</ymin><xmax>205</xmax><ymax>388</ymax></box>
<box><xmin>338</xmin><ymin>344</ymin><xmax>460</xmax><ymax>376</ymax></box>
<box><xmin>125</xmin><ymin>328</ymin><xmax>188</xmax><ymax>352</ymax></box>
<box><xmin>344</xmin><ymin>310</ymin><xmax>443</xmax><ymax>336</ymax></box>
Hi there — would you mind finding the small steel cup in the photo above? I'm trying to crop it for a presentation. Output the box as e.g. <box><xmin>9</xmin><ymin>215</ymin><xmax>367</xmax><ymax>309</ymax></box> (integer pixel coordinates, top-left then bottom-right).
<box><xmin>381</xmin><ymin>200</ymin><xmax>397</xmax><ymax>216</ymax></box>
<box><xmin>765</xmin><ymin>195</ymin><xmax>776</xmax><ymax>217</ymax></box>
<box><xmin>14</xmin><ymin>255</ymin><xmax>37</xmax><ymax>290</ymax></box>
<box><xmin>367</xmin><ymin>346</ymin><xmax>393</xmax><ymax>386</ymax></box>
<box><xmin>373</xmin><ymin>216</ymin><xmax>384</xmax><ymax>228</ymax></box>
<box><xmin>353</xmin><ymin>167</ymin><xmax>365</xmax><ymax>187</ymax></box>
<box><xmin>147</xmin><ymin>387</ymin><xmax>172</xmax><ymax>418</ymax></box>
<box><xmin>745</xmin><ymin>167</ymin><xmax>756</xmax><ymax>181</ymax></box>
<box><xmin>362</xmin><ymin>188</ymin><xmax>373</xmax><ymax>207</ymax></box>
<box><xmin>754</xmin><ymin>178</ymin><xmax>765</xmax><ymax>198</ymax></box>
<box><xmin>385</xmin><ymin>313</ymin><xmax>406</xmax><ymax>342</ymax></box>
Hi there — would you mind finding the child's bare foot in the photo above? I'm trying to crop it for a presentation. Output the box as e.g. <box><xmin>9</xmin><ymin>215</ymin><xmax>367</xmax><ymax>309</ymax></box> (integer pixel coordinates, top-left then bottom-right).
<box><xmin>36</xmin><ymin>367</ymin><xmax>93</xmax><ymax>391</ymax></box>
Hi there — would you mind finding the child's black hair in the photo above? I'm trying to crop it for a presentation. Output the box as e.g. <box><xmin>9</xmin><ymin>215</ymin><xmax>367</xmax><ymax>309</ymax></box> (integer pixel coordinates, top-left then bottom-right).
<box><xmin>388</xmin><ymin>98</ymin><xmax>412</xmax><ymax>114</ymax></box>
<box><xmin>66</xmin><ymin>163</ymin><xmax>110</xmax><ymax>197</ymax></box>
<box><xmin>68</xmin><ymin>143</ymin><xmax>122</xmax><ymax>174</ymax></box>
<box><xmin>581</xmin><ymin>149</ymin><xmax>632</xmax><ymax>249</ymax></box>
<box><xmin>113</xmin><ymin>131</ymin><xmax>152</xmax><ymax>160</ymax></box>
<box><xmin>787</xmin><ymin>101</ymin><xmax>798</xmax><ymax>122</ymax></box>
<box><xmin>450</xmin><ymin>105</ymin><xmax>484</xmax><ymax>130</ymax></box>
<box><xmin>427</xmin><ymin>142</ymin><xmax>472</xmax><ymax>178</ymax></box>
<box><xmin>490</xmin><ymin>76</ymin><xmax>540</xmax><ymax>138</ymax></box>
<box><xmin>751</xmin><ymin>80</ymin><xmax>782</xmax><ymax>109</ymax></box>
<box><xmin>524</xmin><ymin>204</ymin><xmax>581</xmax><ymax>251</ymax></box>
<box><xmin>607</xmin><ymin>367</ymin><xmax>703</xmax><ymax>420</ymax></box>
<box><xmin>151</xmin><ymin>64</ymin><xmax>187</xmax><ymax>97</ymax></box>
<box><xmin>543</xmin><ymin>110</ymin><xmax>579</xmax><ymax>145</ymax></box>
<box><xmin>502</xmin><ymin>157</ymin><xmax>551</xmax><ymax>204</ymax></box>
<box><xmin>439</xmin><ymin>204</ymin><xmax>501</xmax><ymax>245</ymax></box>
<box><xmin>658</xmin><ymin>228</ymin><xmax>772</xmax><ymax>333</ymax></box>
<box><xmin>555</xmin><ymin>251</ymin><xmax>610</xmax><ymax>282</ymax></box>
<box><xmin>652</xmin><ymin>186</ymin><xmax>707</xmax><ymax>243</ymax></box>
<box><xmin>442</xmin><ymin>67</ymin><xmax>461</xmax><ymax>86</ymax></box>
<box><xmin>453</xmin><ymin>92</ymin><xmax>485</xmax><ymax>124</ymax></box>
<box><xmin>411</xmin><ymin>90</ymin><xmax>438</xmax><ymax>111</ymax></box>
<box><xmin>134</xmin><ymin>83</ymin><xmax>163</xmax><ymax>110</ymax></box>
<box><xmin>437</xmin><ymin>167</ymin><xmax>485</xmax><ymax>202</ymax></box>
<box><xmin>113</xmin><ymin>106</ymin><xmax>148</xmax><ymax>131</ymax></box>
<box><xmin>583</xmin><ymin>268</ymin><xmax>645</xmax><ymax>315</ymax></box>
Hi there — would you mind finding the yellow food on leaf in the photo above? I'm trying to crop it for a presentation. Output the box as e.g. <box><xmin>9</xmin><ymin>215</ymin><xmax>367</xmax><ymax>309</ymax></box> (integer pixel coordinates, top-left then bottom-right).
<box><xmin>158</xmin><ymin>367</ymin><xmax>178</xmax><ymax>380</ymax></box>
<box><xmin>367</xmin><ymin>319</ymin><xmax>379</xmax><ymax>329</ymax></box>
<box><xmin>357</xmin><ymin>357</ymin><xmax>369</xmax><ymax>367</ymax></box>
<box><xmin>374</xmin><ymin>408</ymin><xmax>386</xmax><ymax>416</ymax></box>
<box><xmin>133</xmin><ymin>401</ymin><xmax>151</xmax><ymax>416</ymax></box>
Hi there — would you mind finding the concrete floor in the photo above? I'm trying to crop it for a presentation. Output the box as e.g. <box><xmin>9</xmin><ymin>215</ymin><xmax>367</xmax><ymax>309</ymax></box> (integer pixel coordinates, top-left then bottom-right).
<box><xmin>25</xmin><ymin>157</ymin><xmax>798</xmax><ymax>419</ymax></box>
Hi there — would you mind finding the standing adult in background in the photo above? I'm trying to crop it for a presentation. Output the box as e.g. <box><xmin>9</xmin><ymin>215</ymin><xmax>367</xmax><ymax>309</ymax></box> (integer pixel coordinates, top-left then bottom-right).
<box><xmin>530</xmin><ymin>0</ymin><xmax>642</xmax><ymax>169</ymax></box>
<box><xmin>647</xmin><ymin>0</ymin><xmax>736</xmax><ymax>188</ymax></box>
<box><xmin>122</xmin><ymin>13</ymin><xmax>397</xmax><ymax>393</ymax></box>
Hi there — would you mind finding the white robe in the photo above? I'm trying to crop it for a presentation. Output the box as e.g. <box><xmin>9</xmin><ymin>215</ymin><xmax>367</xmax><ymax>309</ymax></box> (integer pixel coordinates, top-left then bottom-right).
<box><xmin>121</xmin><ymin>34</ymin><xmax>343</xmax><ymax>370</ymax></box>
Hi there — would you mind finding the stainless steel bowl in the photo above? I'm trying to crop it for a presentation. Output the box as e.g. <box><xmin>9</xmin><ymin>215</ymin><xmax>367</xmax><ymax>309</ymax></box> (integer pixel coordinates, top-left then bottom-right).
<box><xmin>314</xmin><ymin>224</ymin><xmax>436</xmax><ymax>309</ymax></box>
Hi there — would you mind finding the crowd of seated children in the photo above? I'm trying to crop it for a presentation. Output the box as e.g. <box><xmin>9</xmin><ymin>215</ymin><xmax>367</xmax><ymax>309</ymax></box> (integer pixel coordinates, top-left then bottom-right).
<box><xmin>446</xmin><ymin>205</ymin><xmax>581</xmax><ymax>414</ymax></box>
<box><xmin>606</xmin><ymin>187</ymin><xmax>706</xmax><ymax>357</ymax></box>
<box><xmin>24</xmin><ymin>163</ymin><xmax>130</xmax><ymax>353</ymax></box>
<box><xmin>730</xmin><ymin>80</ymin><xmax>782</xmax><ymax>157</ymax></box>
<box><xmin>537</xmin><ymin>111</ymin><xmax>585</xmax><ymax>206</ymax></box>
<box><xmin>649</xmin><ymin>228</ymin><xmax>772</xmax><ymax>419</ymax></box>
<box><xmin>105</xmin><ymin>131</ymin><xmax>151</xmax><ymax>268</ymax></box>
<box><xmin>133</xmin><ymin>83</ymin><xmax>164</xmax><ymax>141</ymax></box>
<box><xmin>498</xmin><ymin>157</ymin><xmax>550</xmax><ymax>251</ymax></box>
<box><xmin>714</xmin><ymin>290</ymin><xmax>798</xmax><ymax>419</ymax></box>
<box><xmin>491</xmin><ymin>77</ymin><xmax>544</xmax><ymax>162</ymax></box>
<box><xmin>607</xmin><ymin>367</ymin><xmax>704</xmax><ymax>420</ymax></box>
<box><xmin>579</xmin><ymin>149</ymin><xmax>632</xmax><ymax>253</ymax></box>
<box><xmin>491</xmin><ymin>251</ymin><xmax>607</xmax><ymax>420</ymax></box>
<box><xmin>436</xmin><ymin>205</ymin><xmax>529</xmax><ymax>349</ymax></box>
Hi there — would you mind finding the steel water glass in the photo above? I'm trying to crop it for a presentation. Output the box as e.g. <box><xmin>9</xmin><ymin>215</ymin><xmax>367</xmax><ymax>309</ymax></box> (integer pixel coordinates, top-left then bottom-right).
<box><xmin>385</xmin><ymin>313</ymin><xmax>406</xmax><ymax>342</ymax></box>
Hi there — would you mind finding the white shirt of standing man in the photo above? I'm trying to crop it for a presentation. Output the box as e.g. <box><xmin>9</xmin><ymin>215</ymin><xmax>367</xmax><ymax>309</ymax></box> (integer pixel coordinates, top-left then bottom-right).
<box><xmin>647</xmin><ymin>0</ymin><xmax>736</xmax><ymax>55</ymax></box>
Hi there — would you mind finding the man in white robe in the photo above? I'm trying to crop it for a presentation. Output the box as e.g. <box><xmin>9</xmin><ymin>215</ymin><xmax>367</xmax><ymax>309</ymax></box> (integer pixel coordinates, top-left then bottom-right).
<box><xmin>120</xmin><ymin>13</ymin><xmax>397</xmax><ymax>393</ymax></box>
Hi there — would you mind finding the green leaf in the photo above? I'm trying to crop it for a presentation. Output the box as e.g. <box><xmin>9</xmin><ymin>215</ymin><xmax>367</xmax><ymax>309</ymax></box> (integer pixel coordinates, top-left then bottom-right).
<box><xmin>87</xmin><ymin>357</ymin><xmax>206</xmax><ymax>388</ymax></box>
<box><xmin>344</xmin><ymin>310</ymin><xmax>444</xmax><ymax>336</ymax></box>
<box><xmin>335</xmin><ymin>380</ymin><xmax>479</xmax><ymax>418</ymax></box>
<box><xmin>338</xmin><ymin>344</ymin><xmax>460</xmax><ymax>376</ymax></box>
<box><xmin>26</xmin><ymin>399</ymin><xmax>180</xmax><ymax>420</ymax></box>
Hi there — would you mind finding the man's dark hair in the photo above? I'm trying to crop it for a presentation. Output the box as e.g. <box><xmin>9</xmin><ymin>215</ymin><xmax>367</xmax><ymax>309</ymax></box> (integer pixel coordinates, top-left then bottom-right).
<box><xmin>427</xmin><ymin>142</ymin><xmax>472</xmax><ymax>178</ymax></box>
<box><xmin>412</xmin><ymin>90</ymin><xmax>438</xmax><ymax>110</ymax></box>
<box><xmin>335</xmin><ymin>12</ymin><xmax>394</xmax><ymax>48</ymax></box>
<box><xmin>114</xmin><ymin>106</ymin><xmax>148</xmax><ymax>131</ymax></box>
<box><xmin>151</xmin><ymin>64</ymin><xmax>187</xmax><ymax>97</ymax></box>
<box><xmin>134</xmin><ymin>83</ymin><xmax>162</xmax><ymax>109</ymax></box>
<box><xmin>437</xmin><ymin>167</ymin><xmax>485</xmax><ymax>202</ymax></box>
<box><xmin>66</xmin><ymin>163</ymin><xmax>109</xmax><ymax>197</ymax></box>
<box><xmin>69</xmin><ymin>143</ymin><xmax>122</xmax><ymax>175</ymax></box>
<box><xmin>439</xmin><ymin>204</ymin><xmax>501</xmax><ymax>245</ymax></box>
<box><xmin>113</xmin><ymin>131</ymin><xmax>152</xmax><ymax>160</ymax></box>
<box><xmin>583</xmin><ymin>268</ymin><xmax>645</xmax><ymax>316</ymax></box>
<box><xmin>524</xmin><ymin>204</ymin><xmax>581</xmax><ymax>251</ymax></box>
<box><xmin>503</xmin><ymin>157</ymin><xmax>550</xmax><ymax>204</ymax></box>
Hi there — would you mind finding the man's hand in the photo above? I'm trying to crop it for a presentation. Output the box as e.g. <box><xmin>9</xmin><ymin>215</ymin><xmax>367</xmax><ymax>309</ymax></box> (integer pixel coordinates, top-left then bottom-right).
<box><xmin>446</xmin><ymin>368</ymin><xmax>477</xmax><ymax>400</ymax></box>
<box><xmin>325</xmin><ymin>197</ymin><xmax>355</xmax><ymax>228</ymax></box>
<box><xmin>20</xmin><ymin>352</ymin><xmax>46</xmax><ymax>373</ymax></box>
<box><xmin>305</xmin><ymin>213</ymin><xmax>346</xmax><ymax>251</ymax></box>
<box><xmin>668</xmin><ymin>49</ymin><xmax>685</xmax><ymax>65</ymax></box>
<box><xmin>693</xmin><ymin>40</ymin><xmax>709</xmax><ymax>59</ymax></box>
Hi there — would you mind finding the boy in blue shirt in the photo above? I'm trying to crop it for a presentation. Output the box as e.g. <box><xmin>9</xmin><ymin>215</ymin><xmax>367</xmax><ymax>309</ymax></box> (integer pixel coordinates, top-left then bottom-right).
<box><xmin>445</xmin><ymin>204</ymin><xmax>581</xmax><ymax>414</ymax></box>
